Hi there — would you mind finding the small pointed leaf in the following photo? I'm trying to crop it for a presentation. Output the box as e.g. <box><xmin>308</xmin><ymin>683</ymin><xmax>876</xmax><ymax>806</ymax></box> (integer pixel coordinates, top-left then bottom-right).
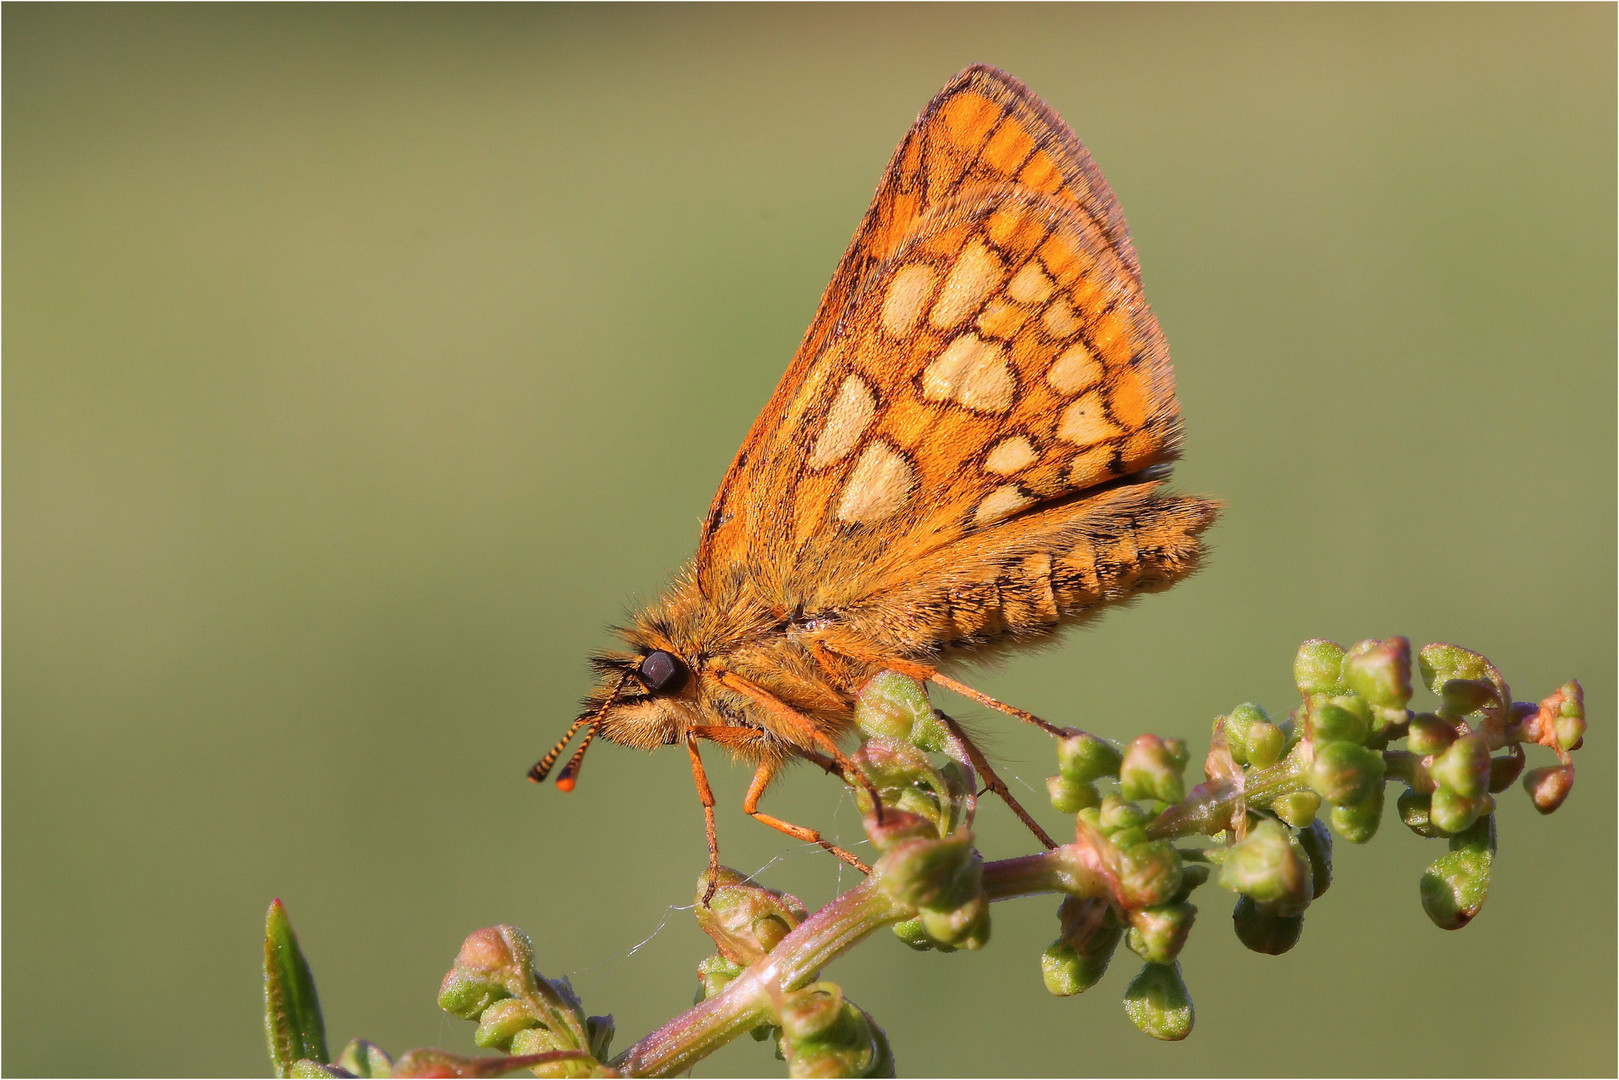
<box><xmin>265</xmin><ymin>899</ymin><xmax>329</xmax><ymax>1078</ymax></box>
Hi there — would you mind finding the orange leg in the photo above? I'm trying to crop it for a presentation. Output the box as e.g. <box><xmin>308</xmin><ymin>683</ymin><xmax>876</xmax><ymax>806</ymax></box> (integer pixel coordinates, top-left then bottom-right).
<box><xmin>814</xmin><ymin>638</ymin><xmax>1071</xmax><ymax>739</ymax></box>
<box><xmin>744</xmin><ymin>758</ymin><xmax>870</xmax><ymax>875</ymax></box>
<box><xmin>685</xmin><ymin>734</ymin><xmax>722</xmax><ymax>902</ymax></box>
<box><xmin>811</xmin><ymin>638</ymin><xmax>1067</xmax><ymax>846</ymax></box>
<box><xmin>933</xmin><ymin>711</ymin><xmax>1057</xmax><ymax>850</ymax></box>
<box><xmin>714</xmin><ymin>669</ymin><xmax>886</xmax><ymax>822</ymax></box>
<box><xmin>926</xmin><ymin>670</ymin><xmax>1071</xmax><ymax>738</ymax></box>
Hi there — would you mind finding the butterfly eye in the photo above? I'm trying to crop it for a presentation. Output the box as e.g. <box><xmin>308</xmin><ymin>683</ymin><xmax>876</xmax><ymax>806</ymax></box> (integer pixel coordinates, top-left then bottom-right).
<box><xmin>639</xmin><ymin>649</ymin><xmax>688</xmax><ymax>694</ymax></box>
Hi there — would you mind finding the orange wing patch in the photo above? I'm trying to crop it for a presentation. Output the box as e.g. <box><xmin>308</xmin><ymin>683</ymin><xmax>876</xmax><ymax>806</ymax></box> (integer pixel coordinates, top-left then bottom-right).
<box><xmin>714</xmin><ymin>182</ymin><xmax>1181</xmax><ymax>616</ymax></box>
<box><xmin>697</xmin><ymin>67</ymin><xmax>1147</xmax><ymax>589</ymax></box>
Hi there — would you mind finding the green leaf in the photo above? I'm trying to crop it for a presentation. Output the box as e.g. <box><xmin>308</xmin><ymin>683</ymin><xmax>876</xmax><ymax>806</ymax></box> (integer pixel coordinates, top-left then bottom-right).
<box><xmin>264</xmin><ymin>899</ymin><xmax>329</xmax><ymax>1078</ymax></box>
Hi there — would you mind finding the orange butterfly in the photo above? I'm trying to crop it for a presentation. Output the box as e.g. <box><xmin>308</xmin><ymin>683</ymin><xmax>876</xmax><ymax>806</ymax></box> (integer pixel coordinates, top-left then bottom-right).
<box><xmin>532</xmin><ymin>65</ymin><xmax>1217</xmax><ymax>877</ymax></box>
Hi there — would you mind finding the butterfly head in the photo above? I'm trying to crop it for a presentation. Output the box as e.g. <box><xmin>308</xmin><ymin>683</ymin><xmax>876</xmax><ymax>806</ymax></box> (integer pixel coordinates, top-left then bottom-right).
<box><xmin>529</xmin><ymin>636</ymin><xmax>708</xmax><ymax>790</ymax></box>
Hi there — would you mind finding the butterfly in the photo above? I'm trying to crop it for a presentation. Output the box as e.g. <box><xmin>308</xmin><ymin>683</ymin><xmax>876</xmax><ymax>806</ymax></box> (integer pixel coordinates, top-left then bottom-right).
<box><xmin>531</xmin><ymin>65</ymin><xmax>1217</xmax><ymax>878</ymax></box>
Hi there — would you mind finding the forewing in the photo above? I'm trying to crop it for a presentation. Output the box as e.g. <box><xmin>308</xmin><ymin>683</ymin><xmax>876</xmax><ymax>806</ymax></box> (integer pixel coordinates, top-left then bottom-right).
<box><xmin>712</xmin><ymin>183</ymin><xmax>1187</xmax><ymax>616</ymax></box>
<box><xmin>697</xmin><ymin>66</ymin><xmax>1145</xmax><ymax>588</ymax></box>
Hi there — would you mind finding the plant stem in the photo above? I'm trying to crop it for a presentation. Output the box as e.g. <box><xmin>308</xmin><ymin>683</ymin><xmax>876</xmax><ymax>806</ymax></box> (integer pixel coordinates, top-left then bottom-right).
<box><xmin>613</xmin><ymin>847</ymin><xmax>1102</xmax><ymax>1077</ymax></box>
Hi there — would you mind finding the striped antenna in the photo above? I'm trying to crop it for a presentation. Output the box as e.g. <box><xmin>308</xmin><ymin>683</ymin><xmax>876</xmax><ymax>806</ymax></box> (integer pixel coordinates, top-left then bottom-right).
<box><xmin>528</xmin><ymin>670</ymin><xmax>632</xmax><ymax>786</ymax></box>
<box><xmin>554</xmin><ymin>726</ymin><xmax>598</xmax><ymax>792</ymax></box>
<box><xmin>528</xmin><ymin>716</ymin><xmax>589</xmax><ymax>783</ymax></box>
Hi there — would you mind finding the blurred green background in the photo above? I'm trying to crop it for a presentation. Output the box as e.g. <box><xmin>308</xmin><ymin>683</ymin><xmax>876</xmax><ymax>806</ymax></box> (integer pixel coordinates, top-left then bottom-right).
<box><xmin>5</xmin><ymin>5</ymin><xmax>1613</xmax><ymax>1077</ymax></box>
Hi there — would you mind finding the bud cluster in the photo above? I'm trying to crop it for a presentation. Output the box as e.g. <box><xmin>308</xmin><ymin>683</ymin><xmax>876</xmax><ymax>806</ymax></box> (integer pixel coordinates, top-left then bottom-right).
<box><xmin>437</xmin><ymin>926</ymin><xmax>613</xmax><ymax>1077</ymax></box>
<box><xmin>1029</xmin><ymin>635</ymin><xmax>1584</xmax><ymax>1043</ymax></box>
<box><xmin>687</xmin><ymin>870</ymin><xmax>892</xmax><ymax>1075</ymax></box>
<box><xmin>1040</xmin><ymin>732</ymin><xmax>1207</xmax><ymax>1041</ymax></box>
<box><xmin>849</xmin><ymin>672</ymin><xmax>989</xmax><ymax>953</ymax></box>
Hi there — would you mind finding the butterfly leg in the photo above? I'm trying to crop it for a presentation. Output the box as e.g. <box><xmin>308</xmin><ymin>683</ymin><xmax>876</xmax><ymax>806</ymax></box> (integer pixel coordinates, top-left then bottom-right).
<box><xmin>932</xmin><ymin>710</ymin><xmax>1057</xmax><ymax>850</ymax></box>
<box><xmin>743</xmin><ymin>759</ymin><xmax>871</xmax><ymax>875</ymax></box>
<box><xmin>684</xmin><ymin>734</ymin><xmax>723</xmax><ymax>902</ymax></box>
<box><xmin>811</xmin><ymin>641</ymin><xmax>1066</xmax><ymax>848</ymax></box>
<box><xmin>713</xmin><ymin>669</ymin><xmax>886</xmax><ymax>823</ymax></box>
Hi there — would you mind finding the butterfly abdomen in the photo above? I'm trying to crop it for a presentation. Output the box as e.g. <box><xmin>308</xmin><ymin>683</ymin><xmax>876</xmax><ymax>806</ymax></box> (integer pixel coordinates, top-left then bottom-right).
<box><xmin>843</xmin><ymin>484</ymin><xmax>1215</xmax><ymax>656</ymax></box>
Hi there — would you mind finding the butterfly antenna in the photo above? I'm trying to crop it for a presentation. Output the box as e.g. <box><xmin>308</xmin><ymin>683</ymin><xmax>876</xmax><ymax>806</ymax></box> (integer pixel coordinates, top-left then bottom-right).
<box><xmin>554</xmin><ymin>726</ymin><xmax>598</xmax><ymax>792</ymax></box>
<box><xmin>528</xmin><ymin>670</ymin><xmax>633</xmax><ymax>786</ymax></box>
<box><xmin>528</xmin><ymin>716</ymin><xmax>589</xmax><ymax>783</ymax></box>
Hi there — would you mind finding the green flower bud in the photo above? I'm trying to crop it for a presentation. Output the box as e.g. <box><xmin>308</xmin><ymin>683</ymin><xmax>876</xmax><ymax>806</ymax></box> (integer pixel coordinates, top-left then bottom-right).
<box><xmin>1430</xmin><ymin>733</ymin><xmax>1490</xmax><ymax>800</ymax></box>
<box><xmin>1120</xmin><ymin>735</ymin><xmax>1187</xmax><ymax>805</ymax></box>
<box><xmin>1222</xmin><ymin>705</ymin><xmax>1264</xmax><ymax>766</ymax></box>
<box><xmin>1272</xmin><ymin>791</ymin><xmax>1321</xmax><ymax>829</ymax></box>
<box><xmin>287</xmin><ymin>1061</ymin><xmax>341</xmax><ymax>1079</ymax></box>
<box><xmin>1127</xmin><ymin>903</ymin><xmax>1196</xmax><ymax>964</ymax></box>
<box><xmin>1115</xmin><ymin>840</ymin><xmax>1185</xmax><ymax>909</ymax></box>
<box><xmin>1554</xmin><ymin>715</ymin><xmax>1586</xmax><ymax>754</ymax></box>
<box><xmin>1406</xmin><ymin>714</ymin><xmax>1456</xmax><ymax>755</ymax></box>
<box><xmin>1231</xmin><ymin>894</ymin><xmax>1304</xmax><ymax>954</ymax></box>
<box><xmin>919</xmin><ymin>892</ymin><xmax>990</xmax><ymax>950</ymax></box>
<box><xmin>1439</xmin><ymin>678</ymin><xmax>1497</xmax><ymax>716</ymax></box>
<box><xmin>1420</xmin><ymin>815</ymin><xmax>1495</xmax><ymax>930</ymax></box>
<box><xmin>1099</xmin><ymin>795</ymin><xmax>1151</xmax><ymax>833</ymax></box>
<box><xmin>335</xmin><ymin>1040</ymin><xmax>392</xmax><ymax>1079</ymax></box>
<box><xmin>1109</xmin><ymin>826</ymin><xmax>1149</xmax><ymax>851</ymax></box>
<box><xmin>875</xmin><ymin>828</ymin><xmax>976</xmax><ymax>909</ymax></box>
<box><xmin>1041</xmin><ymin>942</ymin><xmax>1090</xmax><ymax>997</ymax></box>
<box><xmin>777</xmin><ymin>982</ymin><xmax>887</xmax><ymax>1079</ymax></box>
<box><xmin>1417</xmin><ymin>643</ymin><xmax>1494</xmax><ymax>695</ymax></box>
<box><xmin>1329</xmin><ymin>783</ymin><xmax>1384</xmax><ymax>843</ymax></box>
<box><xmin>1219</xmin><ymin>820</ymin><xmax>1310</xmax><ymax>911</ymax></box>
<box><xmin>1057</xmin><ymin>732</ymin><xmax>1124</xmax><ymax>783</ymax></box>
<box><xmin>1294</xmin><ymin>639</ymin><xmax>1347</xmax><ymax>696</ymax></box>
<box><xmin>1397</xmin><ymin>788</ymin><xmax>1444</xmax><ymax>838</ymax></box>
<box><xmin>1308</xmin><ymin>740</ymin><xmax>1386</xmax><ymax>806</ymax></box>
<box><xmin>1245</xmin><ymin>722</ymin><xmax>1286</xmax><ymax>770</ymax></box>
<box><xmin>863</xmin><ymin>806</ymin><xmax>941</xmax><ymax>853</ymax></box>
<box><xmin>475</xmin><ymin>998</ymin><xmax>540</xmax><ymax>1050</ymax></box>
<box><xmin>1047</xmin><ymin>774</ymin><xmax>1100</xmax><ymax>814</ymax></box>
<box><xmin>1296</xmin><ymin>820</ymin><xmax>1333</xmax><ymax>900</ymax></box>
<box><xmin>891</xmin><ymin>917</ymin><xmax>943</xmax><ymax>953</ymax></box>
<box><xmin>853</xmin><ymin>672</ymin><xmax>934</xmax><ymax>744</ymax></box>
<box><xmin>694</xmin><ymin>867</ymin><xmax>807</xmax><ymax>965</ymax></box>
<box><xmin>438</xmin><ymin>926</ymin><xmax>533</xmax><ymax>1019</ymax></box>
<box><xmin>1549</xmin><ymin>680</ymin><xmax>1585</xmax><ymax>752</ymax></box>
<box><xmin>1523</xmin><ymin>765</ymin><xmax>1575</xmax><ymax>814</ymax></box>
<box><xmin>1123</xmin><ymin>962</ymin><xmax>1194</xmax><ymax>1041</ymax></box>
<box><xmin>696</xmin><ymin>953</ymin><xmax>744</xmax><ymax>1000</ymax></box>
<box><xmin>854</xmin><ymin>740</ymin><xmax>957</xmax><ymax>837</ymax></box>
<box><xmin>1043</xmin><ymin>897</ymin><xmax>1125</xmax><ymax>996</ymax></box>
<box><xmin>1310</xmin><ymin>695</ymin><xmax>1372</xmax><ymax>745</ymax></box>
<box><xmin>1343</xmin><ymin>637</ymin><xmax>1412</xmax><ymax>710</ymax></box>
<box><xmin>1429</xmin><ymin>786</ymin><xmax>1488</xmax><ymax>835</ymax></box>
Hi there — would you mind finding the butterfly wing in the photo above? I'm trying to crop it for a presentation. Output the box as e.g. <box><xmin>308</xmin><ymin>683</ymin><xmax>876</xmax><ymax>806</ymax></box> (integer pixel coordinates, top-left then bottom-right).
<box><xmin>696</xmin><ymin>66</ymin><xmax>1215</xmax><ymax>645</ymax></box>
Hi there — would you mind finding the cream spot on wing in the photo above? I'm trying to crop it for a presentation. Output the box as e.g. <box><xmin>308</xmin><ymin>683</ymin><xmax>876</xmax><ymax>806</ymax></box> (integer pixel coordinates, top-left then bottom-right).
<box><xmin>922</xmin><ymin>333</ymin><xmax>1015</xmax><ymax>413</ymax></box>
<box><xmin>1008</xmin><ymin>260</ymin><xmax>1054</xmax><ymax>304</ymax></box>
<box><xmin>974</xmin><ymin>484</ymin><xmax>1033</xmax><ymax>526</ymax></box>
<box><xmin>976</xmin><ymin>299</ymin><xmax>1026</xmax><ymax>340</ymax></box>
<box><xmin>1044</xmin><ymin>298</ymin><xmax>1082</xmax><ymax>339</ymax></box>
<box><xmin>836</xmin><ymin>441</ymin><xmax>915</xmax><ymax>523</ymax></box>
<box><xmin>930</xmin><ymin>240</ymin><xmax>1005</xmax><ymax>329</ymax></box>
<box><xmin>1047</xmin><ymin>342</ymin><xmax>1103</xmax><ymax>395</ymax></box>
<box><xmin>1066</xmin><ymin>444</ymin><xmax>1118</xmax><ymax>488</ymax></box>
<box><xmin>882</xmin><ymin>264</ymin><xmax>937</xmax><ymax>338</ymax></box>
<box><xmin>1057</xmin><ymin>390</ymin><xmax>1122</xmax><ymax>446</ymax></box>
<box><xmin>985</xmin><ymin>435</ymin><xmax>1038</xmax><ymax>475</ymax></box>
<box><xmin>807</xmin><ymin>375</ymin><xmax>876</xmax><ymax>468</ymax></box>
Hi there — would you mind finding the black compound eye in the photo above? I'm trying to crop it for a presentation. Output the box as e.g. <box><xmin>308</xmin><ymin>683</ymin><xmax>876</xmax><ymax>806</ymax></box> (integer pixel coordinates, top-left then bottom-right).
<box><xmin>638</xmin><ymin>650</ymin><xmax>688</xmax><ymax>694</ymax></box>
